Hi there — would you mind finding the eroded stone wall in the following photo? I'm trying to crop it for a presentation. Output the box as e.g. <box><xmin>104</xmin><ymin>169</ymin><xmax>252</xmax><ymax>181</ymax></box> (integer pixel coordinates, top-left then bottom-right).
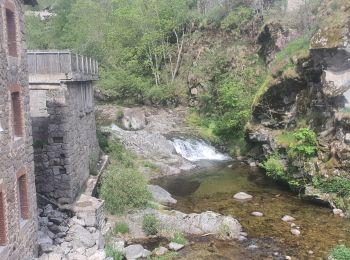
<box><xmin>30</xmin><ymin>81</ymin><xmax>99</xmax><ymax>204</ymax></box>
<box><xmin>0</xmin><ymin>0</ymin><xmax>38</xmax><ymax>259</ymax></box>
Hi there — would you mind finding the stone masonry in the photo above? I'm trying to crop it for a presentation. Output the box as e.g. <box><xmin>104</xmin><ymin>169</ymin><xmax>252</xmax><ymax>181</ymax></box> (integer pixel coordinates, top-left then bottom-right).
<box><xmin>0</xmin><ymin>0</ymin><xmax>38</xmax><ymax>259</ymax></box>
<box><xmin>28</xmin><ymin>51</ymin><xmax>100</xmax><ymax>205</ymax></box>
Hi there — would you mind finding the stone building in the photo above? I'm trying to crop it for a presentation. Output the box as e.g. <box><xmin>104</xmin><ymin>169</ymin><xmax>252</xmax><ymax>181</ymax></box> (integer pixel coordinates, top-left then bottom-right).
<box><xmin>28</xmin><ymin>50</ymin><xmax>100</xmax><ymax>205</ymax></box>
<box><xmin>0</xmin><ymin>0</ymin><xmax>38</xmax><ymax>259</ymax></box>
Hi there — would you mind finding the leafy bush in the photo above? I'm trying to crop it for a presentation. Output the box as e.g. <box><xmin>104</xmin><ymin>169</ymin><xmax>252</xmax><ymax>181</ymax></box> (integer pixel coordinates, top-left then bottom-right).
<box><xmin>290</xmin><ymin>128</ymin><xmax>317</xmax><ymax>158</ymax></box>
<box><xmin>261</xmin><ymin>154</ymin><xmax>286</xmax><ymax>181</ymax></box>
<box><xmin>170</xmin><ymin>232</ymin><xmax>188</xmax><ymax>245</ymax></box>
<box><xmin>313</xmin><ymin>176</ymin><xmax>350</xmax><ymax>197</ymax></box>
<box><xmin>100</xmin><ymin>166</ymin><xmax>151</xmax><ymax>214</ymax></box>
<box><xmin>113</xmin><ymin>222</ymin><xmax>129</xmax><ymax>234</ymax></box>
<box><xmin>330</xmin><ymin>245</ymin><xmax>350</xmax><ymax>260</ymax></box>
<box><xmin>142</xmin><ymin>214</ymin><xmax>159</xmax><ymax>236</ymax></box>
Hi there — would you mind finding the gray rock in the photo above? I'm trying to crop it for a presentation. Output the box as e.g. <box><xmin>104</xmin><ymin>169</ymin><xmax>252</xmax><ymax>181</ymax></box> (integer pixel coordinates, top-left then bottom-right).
<box><xmin>345</xmin><ymin>133</ymin><xmax>350</xmax><ymax>144</ymax></box>
<box><xmin>71</xmin><ymin>216</ymin><xmax>86</xmax><ymax>227</ymax></box>
<box><xmin>154</xmin><ymin>247</ymin><xmax>168</xmax><ymax>256</ymax></box>
<box><xmin>124</xmin><ymin>244</ymin><xmax>145</xmax><ymax>259</ymax></box>
<box><xmin>88</xmin><ymin>250</ymin><xmax>106</xmax><ymax>260</ymax></box>
<box><xmin>169</xmin><ymin>242</ymin><xmax>184</xmax><ymax>251</ymax></box>
<box><xmin>68</xmin><ymin>224</ymin><xmax>96</xmax><ymax>249</ymax></box>
<box><xmin>114</xmin><ymin>240</ymin><xmax>125</xmax><ymax>251</ymax></box>
<box><xmin>120</xmin><ymin>108</ymin><xmax>146</xmax><ymax>131</ymax></box>
<box><xmin>142</xmin><ymin>249</ymin><xmax>151</xmax><ymax>258</ymax></box>
<box><xmin>281</xmin><ymin>215</ymin><xmax>295</xmax><ymax>222</ymax></box>
<box><xmin>233</xmin><ymin>192</ymin><xmax>253</xmax><ymax>200</ymax></box>
<box><xmin>333</xmin><ymin>208</ymin><xmax>345</xmax><ymax>217</ymax></box>
<box><xmin>148</xmin><ymin>185</ymin><xmax>177</xmax><ymax>205</ymax></box>
<box><xmin>40</xmin><ymin>244</ymin><xmax>55</xmax><ymax>254</ymax></box>
<box><xmin>38</xmin><ymin>231</ymin><xmax>53</xmax><ymax>245</ymax></box>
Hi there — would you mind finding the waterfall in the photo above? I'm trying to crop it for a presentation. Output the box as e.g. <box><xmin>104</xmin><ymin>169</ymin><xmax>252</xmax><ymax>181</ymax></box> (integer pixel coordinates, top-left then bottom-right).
<box><xmin>172</xmin><ymin>138</ymin><xmax>231</xmax><ymax>162</ymax></box>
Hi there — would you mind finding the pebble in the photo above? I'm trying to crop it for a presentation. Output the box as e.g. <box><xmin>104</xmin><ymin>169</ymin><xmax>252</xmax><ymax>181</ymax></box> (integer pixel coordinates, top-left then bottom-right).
<box><xmin>308</xmin><ymin>250</ymin><xmax>314</xmax><ymax>255</ymax></box>
<box><xmin>233</xmin><ymin>192</ymin><xmax>253</xmax><ymax>200</ymax></box>
<box><xmin>333</xmin><ymin>208</ymin><xmax>345</xmax><ymax>217</ymax></box>
<box><xmin>282</xmin><ymin>215</ymin><xmax>295</xmax><ymax>222</ymax></box>
<box><xmin>251</xmin><ymin>212</ymin><xmax>264</xmax><ymax>217</ymax></box>
<box><xmin>291</xmin><ymin>228</ymin><xmax>301</xmax><ymax>236</ymax></box>
<box><xmin>285</xmin><ymin>256</ymin><xmax>292</xmax><ymax>260</ymax></box>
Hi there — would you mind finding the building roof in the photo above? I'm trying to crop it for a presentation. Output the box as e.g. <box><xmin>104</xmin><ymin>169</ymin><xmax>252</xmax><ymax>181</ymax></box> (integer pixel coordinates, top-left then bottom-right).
<box><xmin>23</xmin><ymin>0</ymin><xmax>38</xmax><ymax>6</ymax></box>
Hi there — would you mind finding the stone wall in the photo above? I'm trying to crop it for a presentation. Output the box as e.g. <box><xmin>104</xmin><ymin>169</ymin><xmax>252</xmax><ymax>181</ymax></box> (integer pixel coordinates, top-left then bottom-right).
<box><xmin>30</xmin><ymin>81</ymin><xmax>99</xmax><ymax>204</ymax></box>
<box><xmin>0</xmin><ymin>0</ymin><xmax>38</xmax><ymax>259</ymax></box>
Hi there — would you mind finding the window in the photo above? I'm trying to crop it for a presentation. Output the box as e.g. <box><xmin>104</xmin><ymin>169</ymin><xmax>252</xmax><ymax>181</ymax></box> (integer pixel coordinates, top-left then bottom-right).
<box><xmin>0</xmin><ymin>184</ymin><xmax>7</xmax><ymax>246</ymax></box>
<box><xmin>16</xmin><ymin>170</ymin><xmax>30</xmax><ymax>220</ymax></box>
<box><xmin>5</xmin><ymin>8</ymin><xmax>17</xmax><ymax>57</ymax></box>
<box><xmin>11</xmin><ymin>91</ymin><xmax>23</xmax><ymax>137</ymax></box>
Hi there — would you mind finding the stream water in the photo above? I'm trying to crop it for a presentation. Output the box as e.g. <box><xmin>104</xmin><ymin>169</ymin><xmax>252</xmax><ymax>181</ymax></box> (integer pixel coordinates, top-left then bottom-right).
<box><xmin>152</xmin><ymin>140</ymin><xmax>350</xmax><ymax>259</ymax></box>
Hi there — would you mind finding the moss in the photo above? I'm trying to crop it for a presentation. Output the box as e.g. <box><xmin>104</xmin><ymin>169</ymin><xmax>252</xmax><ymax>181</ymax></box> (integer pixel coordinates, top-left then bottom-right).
<box><xmin>252</xmin><ymin>75</ymin><xmax>274</xmax><ymax>107</ymax></box>
<box><xmin>276</xmin><ymin>132</ymin><xmax>297</xmax><ymax>147</ymax></box>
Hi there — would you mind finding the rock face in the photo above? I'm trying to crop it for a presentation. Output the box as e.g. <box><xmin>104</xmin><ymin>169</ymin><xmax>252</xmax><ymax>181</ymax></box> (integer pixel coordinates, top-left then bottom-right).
<box><xmin>148</xmin><ymin>185</ymin><xmax>177</xmax><ymax>205</ymax></box>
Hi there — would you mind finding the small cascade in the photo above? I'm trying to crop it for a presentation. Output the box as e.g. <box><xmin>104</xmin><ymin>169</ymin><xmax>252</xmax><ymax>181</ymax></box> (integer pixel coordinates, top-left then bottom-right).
<box><xmin>172</xmin><ymin>138</ymin><xmax>231</xmax><ymax>162</ymax></box>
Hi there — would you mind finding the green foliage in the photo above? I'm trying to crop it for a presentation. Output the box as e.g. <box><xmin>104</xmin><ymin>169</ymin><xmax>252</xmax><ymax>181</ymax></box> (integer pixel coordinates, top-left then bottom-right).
<box><xmin>105</xmin><ymin>242</ymin><xmax>124</xmax><ymax>260</ymax></box>
<box><xmin>330</xmin><ymin>245</ymin><xmax>350</xmax><ymax>260</ymax></box>
<box><xmin>96</xmin><ymin>129</ymin><xmax>109</xmax><ymax>153</ymax></box>
<box><xmin>313</xmin><ymin>177</ymin><xmax>350</xmax><ymax>197</ymax></box>
<box><xmin>221</xmin><ymin>6</ymin><xmax>253</xmax><ymax>30</ymax></box>
<box><xmin>142</xmin><ymin>214</ymin><xmax>159</xmax><ymax>236</ymax></box>
<box><xmin>113</xmin><ymin>222</ymin><xmax>129</xmax><ymax>234</ymax></box>
<box><xmin>276</xmin><ymin>132</ymin><xmax>297</xmax><ymax>147</ymax></box>
<box><xmin>100</xmin><ymin>166</ymin><xmax>151</xmax><ymax>214</ymax></box>
<box><xmin>290</xmin><ymin>128</ymin><xmax>317</xmax><ymax>158</ymax></box>
<box><xmin>261</xmin><ymin>154</ymin><xmax>286</xmax><ymax>181</ymax></box>
<box><xmin>105</xmin><ymin>139</ymin><xmax>136</xmax><ymax>168</ymax></box>
<box><xmin>170</xmin><ymin>232</ymin><xmax>188</xmax><ymax>245</ymax></box>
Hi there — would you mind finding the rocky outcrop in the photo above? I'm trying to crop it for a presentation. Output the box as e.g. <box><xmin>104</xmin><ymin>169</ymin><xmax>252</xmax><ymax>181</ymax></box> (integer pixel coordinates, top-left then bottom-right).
<box><xmin>148</xmin><ymin>185</ymin><xmax>177</xmax><ymax>205</ymax></box>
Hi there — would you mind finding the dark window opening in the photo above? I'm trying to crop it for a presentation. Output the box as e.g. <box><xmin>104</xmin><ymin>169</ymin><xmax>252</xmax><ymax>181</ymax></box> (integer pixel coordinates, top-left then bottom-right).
<box><xmin>17</xmin><ymin>174</ymin><xmax>30</xmax><ymax>220</ymax></box>
<box><xmin>11</xmin><ymin>92</ymin><xmax>23</xmax><ymax>137</ymax></box>
<box><xmin>6</xmin><ymin>9</ymin><xmax>17</xmax><ymax>57</ymax></box>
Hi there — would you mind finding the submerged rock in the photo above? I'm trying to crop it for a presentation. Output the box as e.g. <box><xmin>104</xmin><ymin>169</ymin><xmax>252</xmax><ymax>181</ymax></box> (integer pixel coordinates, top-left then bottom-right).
<box><xmin>148</xmin><ymin>185</ymin><xmax>177</xmax><ymax>205</ymax></box>
<box><xmin>281</xmin><ymin>215</ymin><xmax>295</xmax><ymax>222</ymax></box>
<box><xmin>233</xmin><ymin>192</ymin><xmax>253</xmax><ymax>200</ymax></box>
<box><xmin>290</xmin><ymin>228</ymin><xmax>301</xmax><ymax>236</ymax></box>
<box><xmin>251</xmin><ymin>212</ymin><xmax>264</xmax><ymax>217</ymax></box>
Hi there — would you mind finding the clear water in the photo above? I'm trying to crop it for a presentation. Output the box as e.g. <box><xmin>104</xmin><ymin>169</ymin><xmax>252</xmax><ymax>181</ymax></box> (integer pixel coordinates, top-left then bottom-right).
<box><xmin>154</xmin><ymin>162</ymin><xmax>350</xmax><ymax>259</ymax></box>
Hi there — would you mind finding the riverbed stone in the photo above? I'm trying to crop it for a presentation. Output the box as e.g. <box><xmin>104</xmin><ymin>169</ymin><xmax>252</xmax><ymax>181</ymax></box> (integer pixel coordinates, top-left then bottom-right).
<box><xmin>233</xmin><ymin>192</ymin><xmax>253</xmax><ymax>200</ymax></box>
<box><xmin>290</xmin><ymin>228</ymin><xmax>301</xmax><ymax>236</ymax></box>
<box><xmin>251</xmin><ymin>212</ymin><xmax>263</xmax><ymax>217</ymax></box>
<box><xmin>124</xmin><ymin>244</ymin><xmax>145</xmax><ymax>259</ymax></box>
<box><xmin>169</xmin><ymin>242</ymin><xmax>185</xmax><ymax>251</ymax></box>
<box><xmin>154</xmin><ymin>247</ymin><xmax>168</xmax><ymax>256</ymax></box>
<box><xmin>333</xmin><ymin>208</ymin><xmax>345</xmax><ymax>217</ymax></box>
<box><xmin>282</xmin><ymin>215</ymin><xmax>295</xmax><ymax>222</ymax></box>
<box><xmin>148</xmin><ymin>185</ymin><xmax>177</xmax><ymax>205</ymax></box>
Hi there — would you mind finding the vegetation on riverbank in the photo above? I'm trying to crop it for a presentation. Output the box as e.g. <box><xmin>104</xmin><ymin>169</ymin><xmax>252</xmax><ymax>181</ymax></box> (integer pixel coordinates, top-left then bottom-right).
<box><xmin>330</xmin><ymin>245</ymin><xmax>350</xmax><ymax>260</ymax></box>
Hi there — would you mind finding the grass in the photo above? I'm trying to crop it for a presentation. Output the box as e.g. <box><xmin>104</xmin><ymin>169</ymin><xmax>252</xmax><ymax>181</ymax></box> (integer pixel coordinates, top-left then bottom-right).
<box><xmin>260</xmin><ymin>153</ymin><xmax>286</xmax><ymax>181</ymax></box>
<box><xmin>105</xmin><ymin>240</ymin><xmax>124</xmax><ymax>260</ymax></box>
<box><xmin>329</xmin><ymin>245</ymin><xmax>350</xmax><ymax>260</ymax></box>
<box><xmin>170</xmin><ymin>232</ymin><xmax>188</xmax><ymax>245</ymax></box>
<box><xmin>313</xmin><ymin>176</ymin><xmax>350</xmax><ymax>197</ymax></box>
<box><xmin>142</xmin><ymin>214</ymin><xmax>159</xmax><ymax>236</ymax></box>
<box><xmin>276</xmin><ymin>132</ymin><xmax>297</xmax><ymax>147</ymax></box>
<box><xmin>113</xmin><ymin>222</ymin><xmax>129</xmax><ymax>234</ymax></box>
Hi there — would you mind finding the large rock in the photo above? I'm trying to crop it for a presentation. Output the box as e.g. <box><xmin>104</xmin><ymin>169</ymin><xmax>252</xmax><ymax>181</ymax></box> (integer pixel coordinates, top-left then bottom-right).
<box><xmin>124</xmin><ymin>244</ymin><xmax>145</xmax><ymax>260</ymax></box>
<box><xmin>67</xmin><ymin>224</ymin><xmax>96</xmax><ymax>249</ymax></box>
<box><xmin>73</xmin><ymin>194</ymin><xmax>105</xmax><ymax>229</ymax></box>
<box><xmin>148</xmin><ymin>185</ymin><xmax>177</xmax><ymax>205</ymax></box>
<box><xmin>233</xmin><ymin>192</ymin><xmax>253</xmax><ymax>201</ymax></box>
<box><xmin>120</xmin><ymin>108</ymin><xmax>146</xmax><ymax>131</ymax></box>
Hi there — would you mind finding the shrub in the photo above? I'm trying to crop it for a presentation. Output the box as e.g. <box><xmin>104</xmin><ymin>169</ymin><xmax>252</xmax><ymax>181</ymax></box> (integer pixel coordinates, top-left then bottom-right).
<box><xmin>106</xmin><ymin>139</ymin><xmax>135</xmax><ymax>168</ymax></box>
<box><xmin>313</xmin><ymin>176</ymin><xmax>350</xmax><ymax>197</ymax></box>
<box><xmin>113</xmin><ymin>222</ymin><xmax>129</xmax><ymax>234</ymax></box>
<box><xmin>100</xmin><ymin>166</ymin><xmax>151</xmax><ymax>214</ymax></box>
<box><xmin>170</xmin><ymin>232</ymin><xmax>188</xmax><ymax>245</ymax></box>
<box><xmin>221</xmin><ymin>6</ymin><xmax>253</xmax><ymax>30</ymax></box>
<box><xmin>142</xmin><ymin>214</ymin><xmax>159</xmax><ymax>236</ymax></box>
<box><xmin>105</xmin><ymin>242</ymin><xmax>124</xmax><ymax>260</ymax></box>
<box><xmin>290</xmin><ymin>128</ymin><xmax>317</xmax><ymax>158</ymax></box>
<box><xmin>261</xmin><ymin>154</ymin><xmax>286</xmax><ymax>181</ymax></box>
<box><xmin>330</xmin><ymin>245</ymin><xmax>350</xmax><ymax>260</ymax></box>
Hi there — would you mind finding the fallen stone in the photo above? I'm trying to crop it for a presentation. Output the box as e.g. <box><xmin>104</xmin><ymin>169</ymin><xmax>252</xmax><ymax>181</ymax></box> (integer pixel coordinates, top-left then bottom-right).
<box><xmin>333</xmin><ymin>208</ymin><xmax>345</xmax><ymax>217</ymax></box>
<box><xmin>40</xmin><ymin>244</ymin><xmax>55</xmax><ymax>254</ymax></box>
<box><xmin>47</xmin><ymin>254</ymin><xmax>62</xmax><ymax>260</ymax></box>
<box><xmin>291</xmin><ymin>228</ymin><xmax>301</xmax><ymax>236</ymax></box>
<box><xmin>142</xmin><ymin>249</ymin><xmax>152</xmax><ymax>258</ymax></box>
<box><xmin>154</xmin><ymin>247</ymin><xmax>168</xmax><ymax>256</ymax></box>
<box><xmin>67</xmin><ymin>224</ymin><xmax>96</xmax><ymax>249</ymax></box>
<box><xmin>120</xmin><ymin>108</ymin><xmax>146</xmax><ymax>131</ymax></box>
<box><xmin>124</xmin><ymin>244</ymin><xmax>145</xmax><ymax>259</ymax></box>
<box><xmin>282</xmin><ymin>215</ymin><xmax>295</xmax><ymax>222</ymax></box>
<box><xmin>251</xmin><ymin>212</ymin><xmax>263</xmax><ymax>217</ymax></box>
<box><xmin>38</xmin><ymin>231</ymin><xmax>53</xmax><ymax>245</ymax></box>
<box><xmin>169</xmin><ymin>242</ymin><xmax>184</xmax><ymax>251</ymax></box>
<box><xmin>148</xmin><ymin>185</ymin><xmax>177</xmax><ymax>205</ymax></box>
<box><xmin>88</xmin><ymin>250</ymin><xmax>106</xmax><ymax>260</ymax></box>
<box><xmin>71</xmin><ymin>216</ymin><xmax>86</xmax><ymax>227</ymax></box>
<box><xmin>233</xmin><ymin>192</ymin><xmax>253</xmax><ymax>200</ymax></box>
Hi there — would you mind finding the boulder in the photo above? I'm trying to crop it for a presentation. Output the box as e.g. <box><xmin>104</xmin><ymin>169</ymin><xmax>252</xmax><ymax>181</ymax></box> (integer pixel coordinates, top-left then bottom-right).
<box><xmin>67</xmin><ymin>224</ymin><xmax>96</xmax><ymax>249</ymax></box>
<box><xmin>168</xmin><ymin>242</ymin><xmax>184</xmax><ymax>251</ymax></box>
<box><xmin>148</xmin><ymin>185</ymin><xmax>177</xmax><ymax>205</ymax></box>
<box><xmin>233</xmin><ymin>192</ymin><xmax>253</xmax><ymax>200</ymax></box>
<box><xmin>120</xmin><ymin>108</ymin><xmax>146</xmax><ymax>131</ymax></box>
<box><xmin>124</xmin><ymin>244</ymin><xmax>145</xmax><ymax>260</ymax></box>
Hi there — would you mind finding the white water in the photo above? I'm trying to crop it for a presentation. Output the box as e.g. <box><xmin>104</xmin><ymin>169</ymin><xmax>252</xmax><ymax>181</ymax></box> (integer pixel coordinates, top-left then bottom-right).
<box><xmin>172</xmin><ymin>138</ymin><xmax>231</xmax><ymax>162</ymax></box>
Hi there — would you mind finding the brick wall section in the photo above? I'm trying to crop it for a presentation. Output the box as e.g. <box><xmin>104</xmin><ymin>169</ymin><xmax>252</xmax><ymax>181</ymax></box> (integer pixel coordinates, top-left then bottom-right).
<box><xmin>0</xmin><ymin>0</ymin><xmax>38</xmax><ymax>259</ymax></box>
<box><xmin>30</xmin><ymin>81</ymin><xmax>99</xmax><ymax>204</ymax></box>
